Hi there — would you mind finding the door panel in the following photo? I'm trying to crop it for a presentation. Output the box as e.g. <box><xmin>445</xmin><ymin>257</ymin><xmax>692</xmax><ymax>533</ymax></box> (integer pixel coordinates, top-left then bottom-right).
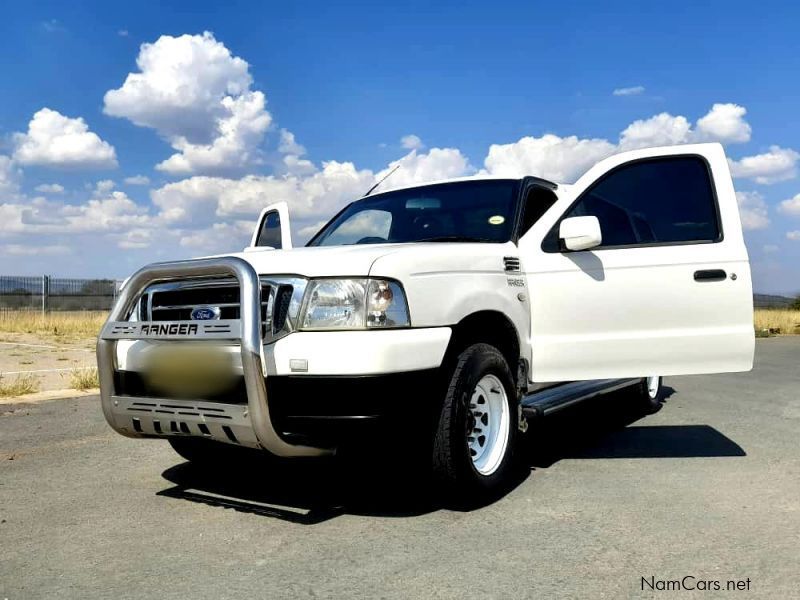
<box><xmin>519</xmin><ymin>143</ymin><xmax>754</xmax><ymax>382</ymax></box>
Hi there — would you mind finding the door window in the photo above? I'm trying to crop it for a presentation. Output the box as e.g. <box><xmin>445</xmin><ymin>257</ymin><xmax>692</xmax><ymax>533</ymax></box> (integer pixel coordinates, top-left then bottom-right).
<box><xmin>256</xmin><ymin>211</ymin><xmax>283</xmax><ymax>248</ymax></box>
<box><xmin>544</xmin><ymin>156</ymin><xmax>721</xmax><ymax>251</ymax></box>
<box><xmin>518</xmin><ymin>186</ymin><xmax>558</xmax><ymax>237</ymax></box>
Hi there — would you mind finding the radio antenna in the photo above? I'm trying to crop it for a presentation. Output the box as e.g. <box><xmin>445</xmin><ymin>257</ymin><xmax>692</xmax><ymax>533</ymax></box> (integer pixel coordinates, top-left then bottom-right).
<box><xmin>364</xmin><ymin>164</ymin><xmax>400</xmax><ymax>197</ymax></box>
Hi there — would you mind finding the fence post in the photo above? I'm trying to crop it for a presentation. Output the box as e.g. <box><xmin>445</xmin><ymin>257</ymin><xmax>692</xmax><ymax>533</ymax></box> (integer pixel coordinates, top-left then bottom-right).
<box><xmin>42</xmin><ymin>275</ymin><xmax>49</xmax><ymax>315</ymax></box>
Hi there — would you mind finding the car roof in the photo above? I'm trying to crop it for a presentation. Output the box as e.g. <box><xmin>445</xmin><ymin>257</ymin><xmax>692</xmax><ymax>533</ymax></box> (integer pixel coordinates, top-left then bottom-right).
<box><xmin>366</xmin><ymin>174</ymin><xmax>559</xmax><ymax>198</ymax></box>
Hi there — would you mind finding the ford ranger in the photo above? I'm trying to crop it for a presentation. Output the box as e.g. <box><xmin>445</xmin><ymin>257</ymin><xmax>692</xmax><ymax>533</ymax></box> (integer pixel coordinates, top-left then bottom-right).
<box><xmin>97</xmin><ymin>143</ymin><xmax>754</xmax><ymax>496</ymax></box>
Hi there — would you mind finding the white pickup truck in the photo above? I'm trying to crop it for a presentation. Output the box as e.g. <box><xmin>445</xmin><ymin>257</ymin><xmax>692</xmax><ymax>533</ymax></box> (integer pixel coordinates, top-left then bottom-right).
<box><xmin>98</xmin><ymin>143</ymin><xmax>754</xmax><ymax>497</ymax></box>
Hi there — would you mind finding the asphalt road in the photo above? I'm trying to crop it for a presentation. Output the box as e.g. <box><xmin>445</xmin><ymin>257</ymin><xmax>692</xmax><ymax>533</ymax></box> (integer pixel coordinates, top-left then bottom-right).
<box><xmin>2</xmin><ymin>338</ymin><xmax>799</xmax><ymax>599</ymax></box>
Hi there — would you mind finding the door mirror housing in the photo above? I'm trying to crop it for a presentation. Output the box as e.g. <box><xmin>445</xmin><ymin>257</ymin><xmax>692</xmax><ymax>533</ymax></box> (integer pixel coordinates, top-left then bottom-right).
<box><xmin>559</xmin><ymin>216</ymin><xmax>602</xmax><ymax>251</ymax></box>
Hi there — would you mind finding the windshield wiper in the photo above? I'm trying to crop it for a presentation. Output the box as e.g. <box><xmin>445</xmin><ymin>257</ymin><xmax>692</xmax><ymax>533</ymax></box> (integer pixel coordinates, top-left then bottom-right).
<box><xmin>416</xmin><ymin>235</ymin><xmax>495</xmax><ymax>243</ymax></box>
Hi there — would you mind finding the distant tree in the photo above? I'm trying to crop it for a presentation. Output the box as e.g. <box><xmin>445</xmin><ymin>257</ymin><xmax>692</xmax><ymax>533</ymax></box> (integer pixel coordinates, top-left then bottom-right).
<box><xmin>791</xmin><ymin>296</ymin><xmax>800</xmax><ymax>311</ymax></box>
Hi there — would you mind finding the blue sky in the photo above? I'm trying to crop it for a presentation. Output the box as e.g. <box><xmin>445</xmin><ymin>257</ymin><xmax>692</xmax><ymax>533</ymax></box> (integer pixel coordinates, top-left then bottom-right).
<box><xmin>0</xmin><ymin>0</ymin><xmax>798</xmax><ymax>294</ymax></box>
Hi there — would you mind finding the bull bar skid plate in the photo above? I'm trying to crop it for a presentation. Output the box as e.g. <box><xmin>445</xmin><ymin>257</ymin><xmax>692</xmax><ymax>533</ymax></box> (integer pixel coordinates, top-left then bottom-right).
<box><xmin>96</xmin><ymin>256</ymin><xmax>332</xmax><ymax>457</ymax></box>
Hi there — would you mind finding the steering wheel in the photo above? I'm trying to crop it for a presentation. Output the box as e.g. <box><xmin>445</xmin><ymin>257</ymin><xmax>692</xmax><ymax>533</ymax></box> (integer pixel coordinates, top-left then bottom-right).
<box><xmin>356</xmin><ymin>236</ymin><xmax>387</xmax><ymax>244</ymax></box>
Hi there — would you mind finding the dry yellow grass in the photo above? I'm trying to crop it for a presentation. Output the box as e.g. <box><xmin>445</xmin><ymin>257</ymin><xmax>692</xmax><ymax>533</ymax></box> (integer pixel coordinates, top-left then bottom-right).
<box><xmin>754</xmin><ymin>309</ymin><xmax>800</xmax><ymax>335</ymax></box>
<box><xmin>0</xmin><ymin>310</ymin><xmax>106</xmax><ymax>340</ymax></box>
<box><xmin>69</xmin><ymin>368</ymin><xmax>100</xmax><ymax>391</ymax></box>
<box><xmin>0</xmin><ymin>373</ymin><xmax>40</xmax><ymax>397</ymax></box>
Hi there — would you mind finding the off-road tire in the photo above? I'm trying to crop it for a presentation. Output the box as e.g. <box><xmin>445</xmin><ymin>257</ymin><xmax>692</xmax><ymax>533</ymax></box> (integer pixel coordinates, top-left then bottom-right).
<box><xmin>432</xmin><ymin>343</ymin><xmax>518</xmax><ymax>498</ymax></box>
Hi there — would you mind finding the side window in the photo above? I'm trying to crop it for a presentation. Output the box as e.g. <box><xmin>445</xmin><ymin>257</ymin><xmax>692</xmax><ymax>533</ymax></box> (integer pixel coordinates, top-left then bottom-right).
<box><xmin>519</xmin><ymin>186</ymin><xmax>558</xmax><ymax>237</ymax></box>
<box><xmin>545</xmin><ymin>156</ymin><xmax>720</xmax><ymax>251</ymax></box>
<box><xmin>256</xmin><ymin>211</ymin><xmax>282</xmax><ymax>248</ymax></box>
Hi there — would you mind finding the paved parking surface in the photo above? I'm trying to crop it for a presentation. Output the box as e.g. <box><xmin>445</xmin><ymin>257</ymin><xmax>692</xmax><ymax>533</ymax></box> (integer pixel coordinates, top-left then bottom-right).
<box><xmin>1</xmin><ymin>338</ymin><xmax>798</xmax><ymax>599</ymax></box>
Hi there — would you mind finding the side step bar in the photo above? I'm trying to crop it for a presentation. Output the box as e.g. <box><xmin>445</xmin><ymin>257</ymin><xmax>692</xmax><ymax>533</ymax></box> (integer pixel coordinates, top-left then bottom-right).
<box><xmin>521</xmin><ymin>378</ymin><xmax>640</xmax><ymax>419</ymax></box>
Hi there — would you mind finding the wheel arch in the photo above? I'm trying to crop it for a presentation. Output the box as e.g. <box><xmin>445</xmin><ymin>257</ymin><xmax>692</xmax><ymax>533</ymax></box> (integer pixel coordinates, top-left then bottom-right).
<box><xmin>443</xmin><ymin>311</ymin><xmax>522</xmax><ymax>384</ymax></box>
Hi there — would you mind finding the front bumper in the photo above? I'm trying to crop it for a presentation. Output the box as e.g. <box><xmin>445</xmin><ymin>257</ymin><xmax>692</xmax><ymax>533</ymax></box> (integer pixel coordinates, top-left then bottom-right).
<box><xmin>114</xmin><ymin>369</ymin><xmax>439</xmax><ymax>447</ymax></box>
<box><xmin>116</xmin><ymin>328</ymin><xmax>451</xmax><ymax>377</ymax></box>
<box><xmin>97</xmin><ymin>257</ymin><xmax>451</xmax><ymax>455</ymax></box>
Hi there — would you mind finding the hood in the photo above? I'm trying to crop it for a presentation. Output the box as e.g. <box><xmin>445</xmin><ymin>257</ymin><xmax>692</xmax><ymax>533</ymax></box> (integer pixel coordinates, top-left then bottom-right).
<box><xmin>221</xmin><ymin>241</ymin><xmax>517</xmax><ymax>278</ymax></box>
<box><xmin>226</xmin><ymin>243</ymin><xmax>406</xmax><ymax>277</ymax></box>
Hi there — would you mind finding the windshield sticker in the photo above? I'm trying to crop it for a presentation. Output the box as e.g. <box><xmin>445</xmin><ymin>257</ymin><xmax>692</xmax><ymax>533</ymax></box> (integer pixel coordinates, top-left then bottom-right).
<box><xmin>488</xmin><ymin>215</ymin><xmax>505</xmax><ymax>225</ymax></box>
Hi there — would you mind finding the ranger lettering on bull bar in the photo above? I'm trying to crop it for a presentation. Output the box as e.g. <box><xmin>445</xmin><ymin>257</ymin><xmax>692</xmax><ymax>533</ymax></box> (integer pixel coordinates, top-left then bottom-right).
<box><xmin>139</xmin><ymin>323</ymin><xmax>199</xmax><ymax>336</ymax></box>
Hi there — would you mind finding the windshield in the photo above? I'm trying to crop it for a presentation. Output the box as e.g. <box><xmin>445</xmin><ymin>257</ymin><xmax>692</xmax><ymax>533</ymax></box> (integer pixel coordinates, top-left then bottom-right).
<box><xmin>307</xmin><ymin>179</ymin><xmax>521</xmax><ymax>247</ymax></box>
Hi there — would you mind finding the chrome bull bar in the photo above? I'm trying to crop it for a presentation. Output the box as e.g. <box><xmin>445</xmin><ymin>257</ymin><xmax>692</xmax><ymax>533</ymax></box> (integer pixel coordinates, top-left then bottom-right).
<box><xmin>96</xmin><ymin>256</ymin><xmax>331</xmax><ymax>458</ymax></box>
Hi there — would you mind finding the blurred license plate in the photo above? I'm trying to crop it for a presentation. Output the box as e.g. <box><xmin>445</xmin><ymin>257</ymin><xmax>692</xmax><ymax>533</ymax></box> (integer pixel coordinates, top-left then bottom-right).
<box><xmin>142</xmin><ymin>345</ymin><xmax>236</xmax><ymax>398</ymax></box>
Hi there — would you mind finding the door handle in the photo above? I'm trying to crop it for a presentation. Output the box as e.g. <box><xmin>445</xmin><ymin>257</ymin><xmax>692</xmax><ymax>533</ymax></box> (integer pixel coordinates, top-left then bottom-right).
<box><xmin>694</xmin><ymin>269</ymin><xmax>727</xmax><ymax>282</ymax></box>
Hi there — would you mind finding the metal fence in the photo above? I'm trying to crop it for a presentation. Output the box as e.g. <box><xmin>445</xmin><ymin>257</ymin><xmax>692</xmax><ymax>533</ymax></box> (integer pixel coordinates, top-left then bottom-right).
<box><xmin>0</xmin><ymin>275</ymin><xmax>122</xmax><ymax>313</ymax></box>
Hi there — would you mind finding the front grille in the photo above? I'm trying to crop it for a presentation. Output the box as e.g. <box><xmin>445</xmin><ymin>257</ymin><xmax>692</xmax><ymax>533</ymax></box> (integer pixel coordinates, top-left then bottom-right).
<box><xmin>139</xmin><ymin>278</ymin><xmax>302</xmax><ymax>341</ymax></box>
<box><xmin>150</xmin><ymin>285</ymin><xmax>244</xmax><ymax>321</ymax></box>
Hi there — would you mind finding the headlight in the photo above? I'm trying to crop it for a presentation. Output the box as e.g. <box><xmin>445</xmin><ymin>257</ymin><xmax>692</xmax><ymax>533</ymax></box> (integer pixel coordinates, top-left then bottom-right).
<box><xmin>300</xmin><ymin>278</ymin><xmax>410</xmax><ymax>330</ymax></box>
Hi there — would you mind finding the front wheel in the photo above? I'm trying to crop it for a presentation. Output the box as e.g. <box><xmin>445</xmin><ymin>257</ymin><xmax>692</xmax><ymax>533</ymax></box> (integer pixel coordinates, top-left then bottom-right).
<box><xmin>432</xmin><ymin>343</ymin><xmax>518</xmax><ymax>498</ymax></box>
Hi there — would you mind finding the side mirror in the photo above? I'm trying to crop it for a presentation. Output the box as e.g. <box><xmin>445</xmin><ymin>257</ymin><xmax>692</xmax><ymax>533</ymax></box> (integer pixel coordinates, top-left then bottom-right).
<box><xmin>559</xmin><ymin>216</ymin><xmax>602</xmax><ymax>251</ymax></box>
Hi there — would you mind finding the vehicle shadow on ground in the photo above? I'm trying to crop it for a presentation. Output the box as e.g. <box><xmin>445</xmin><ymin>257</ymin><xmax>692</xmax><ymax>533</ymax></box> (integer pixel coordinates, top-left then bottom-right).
<box><xmin>159</xmin><ymin>453</ymin><xmax>448</xmax><ymax>524</ymax></box>
<box><xmin>158</xmin><ymin>385</ymin><xmax>745</xmax><ymax>524</ymax></box>
<box><xmin>523</xmin><ymin>386</ymin><xmax>746</xmax><ymax>468</ymax></box>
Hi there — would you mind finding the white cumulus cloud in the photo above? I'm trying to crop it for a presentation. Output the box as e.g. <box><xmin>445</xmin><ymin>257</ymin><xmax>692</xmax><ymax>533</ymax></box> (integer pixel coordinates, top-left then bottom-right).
<box><xmin>93</xmin><ymin>179</ymin><xmax>116</xmax><ymax>196</ymax></box>
<box><xmin>278</xmin><ymin>129</ymin><xmax>306</xmax><ymax>156</ymax></box>
<box><xmin>401</xmin><ymin>134</ymin><xmax>424</xmax><ymax>150</ymax></box>
<box><xmin>729</xmin><ymin>146</ymin><xmax>800</xmax><ymax>184</ymax></box>
<box><xmin>151</xmin><ymin>161</ymin><xmax>373</xmax><ymax>231</ymax></box>
<box><xmin>786</xmin><ymin>231</ymin><xmax>800</xmax><ymax>241</ymax></box>
<box><xmin>104</xmin><ymin>31</ymin><xmax>270</xmax><ymax>175</ymax></box>
<box><xmin>777</xmin><ymin>193</ymin><xmax>800</xmax><ymax>217</ymax></box>
<box><xmin>13</xmin><ymin>108</ymin><xmax>117</xmax><ymax>169</ymax></box>
<box><xmin>277</xmin><ymin>129</ymin><xmax>315</xmax><ymax>175</ymax></box>
<box><xmin>378</xmin><ymin>148</ymin><xmax>471</xmax><ymax>191</ymax></box>
<box><xmin>124</xmin><ymin>175</ymin><xmax>150</xmax><ymax>186</ymax></box>
<box><xmin>117</xmin><ymin>228</ymin><xmax>153</xmax><ymax>249</ymax></box>
<box><xmin>149</xmin><ymin>146</ymin><xmax>471</xmax><ymax>245</ymax></box>
<box><xmin>483</xmin><ymin>104</ymin><xmax>767</xmax><ymax>184</ymax></box>
<box><xmin>34</xmin><ymin>183</ymin><xmax>65</xmax><ymax>194</ymax></box>
<box><xmin>612</xmin><ymin>86</ymin><xmax>645</xmax><ymax>96</ymax></box>
<box><xmin>5</xmin><ymin>90</ymin><xmax>798</xmax><ymax>269</ymax></box>
<box><xmin>481</xmin><ymin>103</ymin><xmax>757</xmax><ymax>184</ymax></box>
<box><xmin>484</xmin><ymin>134</ymin><xmax>616</xmax><ymax>182</ymax></box>
<box><xmin>619</xmin><ymin>103</ymin><xmax>751</xmax><ymax>151</ymax></box>
<box><xmin>619</xmin><ymin>113</ymin><xmax>692</xmax><ymax>150</ymax></box>
<box><xmin>694</xmin><ymin>103</ymin><xmax>751</xmax><ymax>144</ymax></box>
<box><xmin>179</xmin><ymin>221</ymin><xmax>254</xmax><ymax>252</ymax></box>
<box><xmin>154</xmin><ymin>91</ymin><xmax>271</xmax><ymax>175</ymax></box>
<box><xmin>0</xmin><ymin>156</ymin><xmax>21</xmax><ymax>198</ymax></box>
<box><xmin>0</xmin><ymin>185</ymin><xmax>150</xmax><ymax>237</ymax></box>
<box><xmin>735</xmin><ymin>191</ymin><xmax>770</xmax><ymax>230</ymax></box>
<box><xmin>0</xmin><ymin>243</ymin><xmax>72</xmax><ymax>256</ymax></box>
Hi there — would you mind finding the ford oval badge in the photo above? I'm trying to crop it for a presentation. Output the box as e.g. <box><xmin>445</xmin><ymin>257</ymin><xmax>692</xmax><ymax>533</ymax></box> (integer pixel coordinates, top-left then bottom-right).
<box><xmin>190</xmin><ymin>306</ymin><xmax>221</xmax><ymax>321</ymax></box>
